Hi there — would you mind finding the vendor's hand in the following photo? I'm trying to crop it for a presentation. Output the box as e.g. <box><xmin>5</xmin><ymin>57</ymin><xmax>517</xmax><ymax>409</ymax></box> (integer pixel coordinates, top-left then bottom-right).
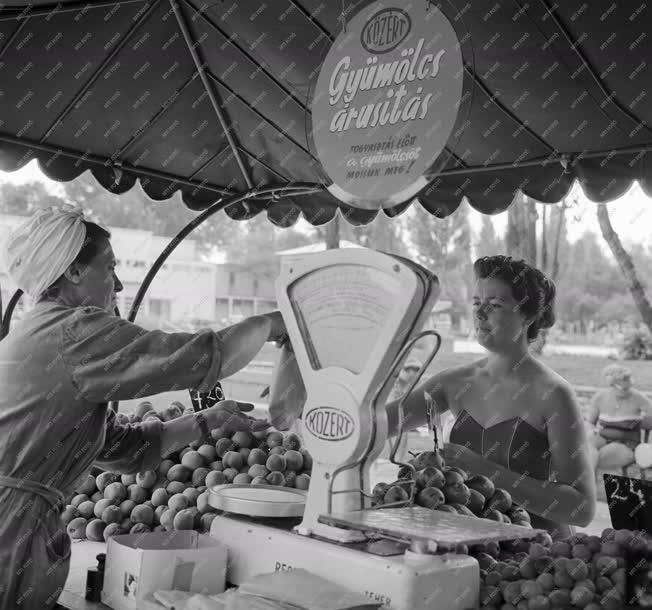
<box><xmin>204</xmin><ymin>400</ymin><xmax>270</xmax><ymax>433</ymax></box>
<box><xmin>263</xmin><ymin>311</ymin><xmax>287</xmax><ymax>345</ymax></box>
<box><xmin>442</xmin><ymin>442</ymin><xmax>486</xmax><ymax>474</ymax></box>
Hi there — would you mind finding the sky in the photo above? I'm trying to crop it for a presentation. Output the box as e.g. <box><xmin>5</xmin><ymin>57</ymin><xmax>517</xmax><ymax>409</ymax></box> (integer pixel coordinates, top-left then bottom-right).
<box><xmin>0</xmin><ymin>160</ymin><xmax>648</xmax><ymax>254</ymax></box>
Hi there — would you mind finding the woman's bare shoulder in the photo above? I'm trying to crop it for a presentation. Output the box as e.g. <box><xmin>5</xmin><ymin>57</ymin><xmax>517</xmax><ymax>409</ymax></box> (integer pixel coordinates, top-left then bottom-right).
<box><xmin>424</xmin><ymin>359</ymin><xmax>486</xmax><ymax>392</ymax></box>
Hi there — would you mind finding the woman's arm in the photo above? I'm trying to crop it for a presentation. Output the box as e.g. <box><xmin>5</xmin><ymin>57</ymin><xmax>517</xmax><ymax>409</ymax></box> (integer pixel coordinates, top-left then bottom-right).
<box><xmin>443</xmin><ymin>385</ymin><xmax>596</xmax><ymax>527</ymax></box>
<box><xmin>585</xmin><ymin>393</ymin><xmax>601</xmax><ymax>426</ymax></box>
<box><xmin>385</xmin><ymin>370</ymin><xmax>451</xmax><ymax>435</ymax></box>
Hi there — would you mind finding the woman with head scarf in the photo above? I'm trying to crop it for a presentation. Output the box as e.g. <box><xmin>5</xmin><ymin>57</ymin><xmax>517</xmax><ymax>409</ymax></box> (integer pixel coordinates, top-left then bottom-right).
<box><xmin>386</xmin><ymin>255</ymin><xmax>596</xmax><ymax>538</ymax></box>
<box><xmin>0</xmin><ymin>207</ymin><xmax>285</xmax><ymax>609</ymax></box>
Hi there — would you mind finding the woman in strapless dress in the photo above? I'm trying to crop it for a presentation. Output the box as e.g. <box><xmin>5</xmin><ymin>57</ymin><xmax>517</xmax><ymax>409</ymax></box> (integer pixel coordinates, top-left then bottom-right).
<box><xmin>387</xmin><ymin>256</ymin><xmax>596</xmax><ymax>538</ymax></box>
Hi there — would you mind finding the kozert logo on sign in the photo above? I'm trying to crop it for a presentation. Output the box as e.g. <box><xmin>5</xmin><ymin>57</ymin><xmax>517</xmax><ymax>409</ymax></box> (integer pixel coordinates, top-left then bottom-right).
<box><xmin>361</xmin><ymin>8</ymin><xmax>411</xmax><ymax>54</ymax></box>
<box><xmin>305</xmin><ymin>407</ymin><xmax>355</xmax><ymax>441</ymax></box>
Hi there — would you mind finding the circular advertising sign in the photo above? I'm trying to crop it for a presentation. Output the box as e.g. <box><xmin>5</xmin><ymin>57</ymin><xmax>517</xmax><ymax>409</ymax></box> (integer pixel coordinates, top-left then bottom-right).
<box><xmin>311</xmin><ymin>2</ymin><xmax>464</xmax><ymax>209</ymax></box>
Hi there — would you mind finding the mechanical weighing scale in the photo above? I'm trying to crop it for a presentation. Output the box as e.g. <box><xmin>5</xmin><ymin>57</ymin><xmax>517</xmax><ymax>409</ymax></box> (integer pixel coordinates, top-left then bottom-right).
<box><xmin>209</xmin><ymin>248</ymin><xmax>542</xmax><ymax>609</ymax></box>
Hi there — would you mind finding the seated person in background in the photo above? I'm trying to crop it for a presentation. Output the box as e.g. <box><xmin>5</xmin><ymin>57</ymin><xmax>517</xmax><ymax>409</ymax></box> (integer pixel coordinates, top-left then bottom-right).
<box><xmin>586</xmin><ymin>364</ymin><xmax>652</xmax><ymax>448</ymax></box>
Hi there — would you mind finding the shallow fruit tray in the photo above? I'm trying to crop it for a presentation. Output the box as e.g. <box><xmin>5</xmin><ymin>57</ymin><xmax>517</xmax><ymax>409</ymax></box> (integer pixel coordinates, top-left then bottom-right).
<box><xmin>319</xmin><ymin>506</ymin><xmax>545</xmax><ymax>549</ymax></box>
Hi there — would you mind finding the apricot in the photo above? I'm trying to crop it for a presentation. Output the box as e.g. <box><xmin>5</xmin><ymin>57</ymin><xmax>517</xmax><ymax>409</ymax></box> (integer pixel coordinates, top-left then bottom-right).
<box><xmin>67</xmin><ymin>517</ymin><xmax>88</xmax><ymax>540</ymax></box>
<box><xmin>222</xmin><ymin>468</ymin><xmax>238</xmax><ymax>483</ymax></box>
<box><xmin>209</xmin><ymin>460</ymin><xmax>224</xmax><ymax>471</ymax></box>
<box><xmin>150</xmin><ymin>488</ymin><xmax>168</xmax><ymax>508</ymax></box>
<box><xmin>282</xmin><ymin>433</ymin><xmax>301</xmax><ymax>451</ymax></box>
<box><xmin>61</xmin><ymin>505</ymin><xmax>80</xmax><ymax>526</ymax></box>
<box><xmin>157</xmin><ymin>459</ymin><xmax>175</xmax><ymax>478</ymax></box>
<box><xmin>95</xmin><ymin>472</ymin><xmax>119</xmax><ymax>493</ymax></box>
<box><xmin>233</xmin><ymin>473</ymin><xmax>252</xmax><ymax>485</ymax></box>
<box><xmin>465</xmin><ymin>488</ymin><xmax>485</xmax><ymax>515</ymax></box>
<box><xmin>76</xmin><ymin>474</ymin><xmax>97</xmax><ymax>496</ymax></box>
<box><xmin>136</xmin><ymin>401</ymin><xmax>155</xmax><ymax>419</ymax></box>
<box><xmin>173</xmin><ymin>509</ymin><xmax>195</xmax><ymax>531</ymax></box>
<box><xmin>266</xmin><ymin>431</ymin><xmax>284</xmax><ymax>448</ymax></box>
<box><xmin>183</xmin><ymin>488</ymin><xmax>202</xmax><ymax>506</ymax></box>
<box><xmin>269</xmin><ymin>446</ymin><xmax>286</xmax><ymax>456</ymax></box>
<box><xmin>416</xmin><ymin>486</ymin><xmax>445</xmax><ymax>509</ymax></box>
<box><xmin>91</xmin><ymin>491</ymin><xmax>103</xmax><ymax>503</ymax></box>
<box><xmin>103</xmin><ymin>522</ymin><xmax>124</xmax><ymax>541</ymax></box>
<box><xmin>251</xmin><ymin>476</ymin><xmax>267</xmax><ymax>485</ymax></box>
<box><xmin>443</xmin><ymin>470</ymin><xmax>464</xmax><ymax>486</ymax></box>
<box><xmin>215</xmin><ymin>438</ymin><xmax>235</xmax><ymax>458</ymax></box>
<box><xmin>222</xmin><ymin>451</ymin><xmax>244</xmax><ymax>470</ymax></box>
<box><xmin>94</xmin><ymin>499</ymin><xmax>115</xmax><ymax>519</ymax></box>
<box><xmin>295</xmin><ymin>474</ymin><xmax>310</xmax><ymax>490</ymax></box>
<box><xmin>77</xmin><ymin>500</ymin><xmax>96</xmax><ymax>519</ymax></box>
<box><xmin>487</xmin><ymin>488</ymin><xmax>512</xmax><ymax>513</ymax></box>
<box><xmin>205</xmin><ymin>471</ymin><xmax>226</xmax><ymax>487</ymax></box>
<box><xmin>160</xmin><ymin>509</ymin><xmax>177</xmax><ymax>531</ymax></box>
<box><xmin>166</xmin><ymin>481</ymin><xmax>186</xmax><ymax>495</ymax></box>
<box><xmin>284</xmin><ymin>450</ymin><xmax>304</xmax><ymax>472</ymax></box>
<box><xmin>71</xmin><ymin>494</ymin><xmax>90</xmax><ymax>508</ymax></box>
<box><xmin>86</xmin><ymin>519</ymin><xmax>106</xmax><ymax>542</ymax></box>
<box><xmin>566</xmin><ymin>558</ymin><xmax>589</xmax><ymax>581</ymax></box>
<box><xmin>232</xmin><ymin>431</ymin><xmax>254</xmax><ymax>449</ymax></box>
<box><xmin>168</xmin><ymin>493</ymin><xmax>189</xmax><ymax>512</ymax></box>
<box><xmin>154</xmin><ymin>505</ymin><xmax>167</xmax><ymax>525</ymax></box>
<box><xmin>266</xmin><ymin>454</ymin><xmax>286</xmax><ymax>473</ymax></box>
<box><xmin>415</xmin><ymin>467</ymin><xmax>445</xmax><ymax>490</ymax></box>
<box><xmin>284</xmin><ymin>471</ymin><xmax>297</xmax><ymax>487</ymax></box>
<box><xmin>191</xmin><ymin>467</ymin><xmax>210</xmax><ymax>487</ymax></box>
<box><xmin>300</xmin><ymin>450</ymin><xmax>313</xmax><ymax>472</ymax></box>
<box><xmin>166</xmin><ymin>465</ymin><xmax>189</xmax><ymax>483</ymax></box>
<box><xmin>200</xmin><ymin>513</ymin><xmax>217</xmax><ymax>532</ymax></box>
<box><xmin>130</xmin><ymin>523</ymin><xmax>151</xmax><ymax>534</ymax></box>
<box><xmin>266</xmin><ymin>471</ymin><xmax>286</xmax><ymax>486</ymax></box>
<box><xmin>135</xmin><ymin>470</ymin><xmax>156</xmax><ymax>489</ymax></box>
<box><xmin>125</xmin><ymin>484</ymin><xmax>146</xmax><ymax>504</ymax></box>
<box><xmin>131</xmin><ymin>505</ymin><xmax>154</xmax><ymax>526</ymax></box>
<box><xmin>121</xmin><ymin>474</ymin><xmax>137</xmax><ymax>486</ymax></box>
<box><xmin>443</xmin><ymin>483</ymin><xmax>470</xmax><ymax>505</ymax></box>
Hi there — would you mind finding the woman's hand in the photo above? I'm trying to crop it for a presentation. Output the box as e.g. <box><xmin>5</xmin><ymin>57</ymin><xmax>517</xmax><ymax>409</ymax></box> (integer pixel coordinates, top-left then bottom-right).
<box><xmin>204</xmin><ymin>400</ymin><xmax>270</xmax><ymax>434</ymax></box>
<box><xmin>263</xmin><ymin>311</ymin><xmax>287</xmax><ymax>344</ymax></box>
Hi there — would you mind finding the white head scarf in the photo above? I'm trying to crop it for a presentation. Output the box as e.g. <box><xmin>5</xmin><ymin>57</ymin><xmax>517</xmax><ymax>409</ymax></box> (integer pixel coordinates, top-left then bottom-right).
<box><xmin>4</xmin><ymin>205</ymin><xmax>91</xmax><ymax>298</ymax></box>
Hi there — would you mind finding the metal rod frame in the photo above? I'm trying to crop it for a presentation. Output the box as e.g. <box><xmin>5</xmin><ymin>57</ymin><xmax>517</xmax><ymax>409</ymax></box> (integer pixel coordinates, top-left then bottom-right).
<box><xmin>171</xmin><ymin>0</ymin><xmax>253</xmax><ymax>190</ymax></box>
<box><xmin>0</xmin><ymin>288</ymin><xmax>23</xmax><ymax>341</ymax></box>
<box><xmin>0</xmin><ymin>0</ymin><xmax>146</xmax><ymax>21</ymax></box>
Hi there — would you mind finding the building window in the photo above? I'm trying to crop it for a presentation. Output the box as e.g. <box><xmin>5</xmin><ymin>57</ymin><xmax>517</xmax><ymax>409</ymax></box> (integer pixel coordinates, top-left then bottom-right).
<box><xmin>255</xmin><ymin>299</ymin><xmax>277</xmax><ymax>315</ymax></box>
<box><xmin>123</xmin><ymin>296</ymin><xmax>135</xmax><ymax>314</ymax></box>
<box><xmin>232</xmin><ymin>298</ymin><xmax>254</xmax><ymax>318</ymax></box>
<box><xmin>149</xmin><ymin>298</ymin><xmax>171</xmax><ymax>320</ymax></box>
<box><xmin>215</xmin><ymin>298</ymin><xmax>230</xmax><ymax>320</ymax></box>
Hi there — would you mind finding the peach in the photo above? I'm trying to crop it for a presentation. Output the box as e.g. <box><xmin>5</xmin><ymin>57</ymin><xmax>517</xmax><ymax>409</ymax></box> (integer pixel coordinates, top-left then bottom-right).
<box><xmin>536</xmin><ymin>572</ymin><xmax>555</xmax><ymax>593</ymax></box>
<box><xmin>200</xmin><ymin>513</ymin><xmax>217</xmax><ymax>532</ymax></box>
<box><xmin>104</xmin><ymin>482</ymin><xmax>127</xmax><ymax>504</ymax></box>
<box><xmin>179</xmin><ymin>447</ymin><xmax>193</xmax><ymax>460</ymax></box>
<box><xmin>233</xmin><ymin>473</ymin><xmax>252</xmax><ymax>485</ymax></box>
<box><xmin>205</xmin><ymin>471</ymin><xmax>226</xmax><ymax>487</ymax></box>
<box><xmin>77</xmin><ymin>500</ymin><xmax>96</xmax><ymax>519</ymax></box>
<box><xmin>136</xmin><ymin>401</ymin><xmax>155</xmax><ymax>419</ymax></box>
<box><xmin>232</xmin><ymin>431</ymin><xmax>254</xmax><ymax>449</ymax></box>
<box><xmin>466</xmin><ymin>474</ymin><xmax>495</xmax><ymax>500</ymax></box>
<box><xmin>127</xmin><ymin>484</ymin><xmax>147</xmax><ymax>504</ymax></box>
<box><xmin>266</xmin><ymin>431</ymin><xmax>284</xmax><ymax>448</ymax></box>
<box><xmin>101</xmin><ymin>505</ymin><xmax>122</xmax><ymax>525</ymax></box>
<box><xmin>215</xmin><ymin>438</ymin><xmax>235</xmax><ymax>458</ymax></box>
<box><xmin>93</xmin><ymin>499</ymin><xmax>114</xmax><ymax>519</ymax></box>
<box><xmin>191</xmin><ymin>467</ymin><xmax>210</xmax><ymax>487</ymax></box>
<box><xmin>103</xmin><ymin>522</ymin><xmax>124</xmax><ymax>541</ymax></box>
<box><xmin>383</xmin><ymin>485</ymin><xmax>409</xmax><ymax>504</ymax></box>
<box><xmin>222</xmin><ymin>468</ymin><xmax>238</xmax><ymax>483</ymax></box>
<box><xmin>197</xmin><ymin>443</ymin><xmax>218</xmax><ymax>463</ymax></box>
<box><xmin>436</xmin><ymin>504</ymin><xmax>457</xmax><ymax>514</ymax></box>
<box><xmin>196</xmin><ymin>491</ymin><xmax>211</xmax><ymax>514</ymax></box>
<box><xmin>183</xmin><ymin>488</ymin><xmax>202</xmax><ymax>506</ymax></box>
<box><xmin>130</xmin><ymin>523</ymin><xmax>151</xmax><ymax>534</ymax></box>
<box><xmin>294</xmin><ymin>473</ymin><xmax>310</xmax><ymax>490</ymax></box>
<box><xmin>181</xmin><ymin>451</ymin><xmax>206</xmax><ymax>471</ymax></box>
<box><xmin>466</xmin><ymin>489</ymin><xmax>485</xmax><ymax>515</ymax></box>
<box><xmin>416</xmin><ymin>487</ymin><xmax>446</xmax><ymax>509</ymax></box>
<box><xmin>160</xmin><ymin>509</ymin><xmax>177</xmax><ymax>531</ymax></box>
<box><xmin>247</xmin><ymin>448</ymin><xmax>267</xmax><ymax>467</ymax></box>
<box><xmin>209</xmin><ymin>460</ymin><xmax>224</xmax><ymax>472</ymax></box>
<box><xmin>121</xmin><ymin>474</ymin><xmax>137</xmax><ymax>486</ymax></box>
<box><xmin>443</xmin><ymin>483</ymin><xmax>470</xmax><ymax>505</ymax></box>
<box><xmin>61</xmin><ymin>505</ymin><xmax>80</xmax><ymax>526</ymax></box>
<box><xmin>91</xmin><ymin>491</ymin><xmax>103</xmax><ymax>503</ymax></box>
<box><xmin>487</xmin><ymin>488</ymin><xmax>512</xmax><ymax>513</ymax></box>
<box><xmin>415</xmin><ymin>467</ymin><xmax>445</xmax><ymax>490</ymax></box>
<box><xmin>131</xmin><ymin>505</ymin><xmax>154</xmax><ymax>526</ymax></box>
<box><xmin>67</xmin><ymin>517</ymin><xmax>88</xmax><ymax>540</ymax></box>
<box><xmin>166</xmin><ymin>465</ymin><xmax>190</xmax><ymax>482</ymax></box>
<box><xmin>248</xmin><ymin>464</ymin><xmax>269</xmax><ymax>479</ymax></box>
<box><xmin>269</xmin><ymin>446</ymin><xmax>286</xmax><ymax>456</ymax></box>
<box><xmin>570</xmin><ymin>584</ymin><xmax>593</xmax><ymax>607</ymax></box>
<box><xmin>266</xmin><ymin>454</ymin><xmax>286</xmax><ymax>473</ymax></box>
<box><xmin>136</xmin><ymin>470</ymin><xmax>156</xmax><ymax>489</ymax></box>
<box><xmin>266</xmin><ymin>471</ymin><xmax>286</xmax><ymax>486</ymax></box>
<box><xmin>223</xmin><ymin>451</ymin><xmax>244</xmax><ymax>470</ymax></box>
<box><xmin>166</xmin><ymin>481</ymin><xmax>186</xmax><ymax>495</ymax></box>
<box><xmin>282</xmin><ymin>433</ymin><xmax>301</xmax><ymax>451</ymax></box>
<box><xmin>300</xmin><ymin>450</ymin><xmax>312</xmax><ymax>472</ymax></box>
<box><xmin>71</xmin><ymin>494</ymin><xmax>90</xmax><ymax>508</ymax></box>
<box><xmin>168</xmin><ymin>493</ymin><xmax>189</xmax><ymax>512</ymax></box>
<box><xmin>566</xmin><ymin>558</ymin><xmax>589</xmax><ymax>581</ymax></box>
<box><xmin>282</xmin><ymin>450</ymin><xmax>303</xmax><ymax>472</ymax></box>
<box><xmin>151</xmin><ymin>489</ymin><xmax>169</xmax><ymax>508</ymax></box>
<box><xmin>95</xmin><ymin>472</ymin><xmax>119</xmax><ymax>493</ymax></box>
<box><xmin>443</xmin><ymin>470</ymin><xmax>464</xmax><ymax>486</ymax></box>
<box><xmin>154</xmin><ymin>505</ymin><xmax>167</xmax><ymax>525</ymax></box>
<box><xmin>413</xmin><ymin>451</ymin><xmax>445</xmax><ymax>470</ymax></box>
<box><xmin>251</xmin><ymin>476</ymin><xmax>267</xmax><ymax>486</ymax></box>
<box><xmin>173</xmin><ymin>509</ymin><xmax>195</xmax><ymax>531</ymax></box>
<box><xmin>86</xmin><ymin>519</ymin><xmax>106</xmax><ymax>542</ymax></box>
<box><xmin>76</xmin><ymin>474</ymin><xmax>97</xmax><ymax>496</ymax></box>
<box><xmin>157</xmin><ymin>459</ymin><xmax>175</xmax><ymax>478</ymax></box>
<box><xmin>284</xmin><ymin>471</ymin><xmax>297</xmax><ymax>488</ymax></box>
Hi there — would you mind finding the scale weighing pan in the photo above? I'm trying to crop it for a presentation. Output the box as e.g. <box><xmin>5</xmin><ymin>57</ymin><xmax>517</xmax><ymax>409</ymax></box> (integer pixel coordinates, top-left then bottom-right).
<box><xmin>208</xmin><ymin>484</ymin><xmax>307</xmax><ymax>518</ymax></box>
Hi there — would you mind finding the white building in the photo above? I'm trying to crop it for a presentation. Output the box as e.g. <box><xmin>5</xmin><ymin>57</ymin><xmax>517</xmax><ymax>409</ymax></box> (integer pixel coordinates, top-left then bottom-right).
<box><xmin>0</xmin><ymin>214</ymin><xmax>216</xmax><ymax>326</ymax></box>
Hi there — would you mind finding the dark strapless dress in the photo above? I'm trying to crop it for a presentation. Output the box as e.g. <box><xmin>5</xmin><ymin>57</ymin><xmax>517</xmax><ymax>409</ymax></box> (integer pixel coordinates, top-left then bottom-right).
<box><xmin>450</xmin><ymin>409</ymin><xmax>572</xmax><ymax>538</ymax></box>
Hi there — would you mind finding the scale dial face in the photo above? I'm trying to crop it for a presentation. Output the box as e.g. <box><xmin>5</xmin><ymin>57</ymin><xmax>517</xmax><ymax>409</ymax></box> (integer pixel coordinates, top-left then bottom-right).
<box><xmin>288</xmin><ymin>264</ymin><xmax>404</xmax><ymax>375</ymax></box>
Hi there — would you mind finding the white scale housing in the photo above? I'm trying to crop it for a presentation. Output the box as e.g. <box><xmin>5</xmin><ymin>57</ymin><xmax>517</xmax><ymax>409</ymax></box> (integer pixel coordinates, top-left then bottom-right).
<box><xmin>211</xmin><ymin>249</ymin><xmax>479</xmax><ymax>609</ymax></box>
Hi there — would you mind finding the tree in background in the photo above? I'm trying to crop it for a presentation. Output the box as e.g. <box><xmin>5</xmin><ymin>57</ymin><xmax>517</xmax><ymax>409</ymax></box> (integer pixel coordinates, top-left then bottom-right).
<box><xmin>505</xmin><ymin>193</ymin><xmax>537</xmax><ymax>264</ymax></box>
<box><xmin>408</xmin><ymin>200</ymin><xmax>473</xmax><ymax>331</ymax></box>
<box><xmin>597</xmin><ymin>202</ymin><xmax>652</xmax><ymax>335</ymax></box>
<box><xmin>474</xmin><ymin>215</ymin><xmax>504</xmax><ymax>259</ymax></box>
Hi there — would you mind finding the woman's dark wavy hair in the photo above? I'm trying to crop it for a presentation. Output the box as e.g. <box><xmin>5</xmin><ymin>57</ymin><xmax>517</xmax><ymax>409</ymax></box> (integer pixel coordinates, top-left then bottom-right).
<box><xmin>40</xmin><ymin>221</ymin><xmax>111</xmax><ymax>300</ymax></box>
<box><xmin>473</xmin><ymin>255</ymin><xmax>556</xmax><ymax>342</ymax></box>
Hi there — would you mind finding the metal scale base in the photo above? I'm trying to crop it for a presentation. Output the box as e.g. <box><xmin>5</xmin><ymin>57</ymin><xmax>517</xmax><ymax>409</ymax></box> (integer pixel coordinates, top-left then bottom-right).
<box><xmin>210</xmin><ymin>513</ymin><xmax>479</xmax><ymax>610</ymax></box>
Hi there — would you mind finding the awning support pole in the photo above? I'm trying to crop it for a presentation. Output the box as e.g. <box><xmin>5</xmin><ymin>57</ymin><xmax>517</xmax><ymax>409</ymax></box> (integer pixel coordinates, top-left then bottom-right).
<box><xmin>170</xmin><ymin>0</ymin><xmax>254</xmax><ymax>191</ymax></box>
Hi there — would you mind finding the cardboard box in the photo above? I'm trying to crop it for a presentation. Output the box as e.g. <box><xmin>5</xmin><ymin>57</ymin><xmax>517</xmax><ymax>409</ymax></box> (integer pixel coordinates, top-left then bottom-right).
<box><xmin>101</xmin><ymin>531</ymin><xmax>227</xmax><ymax>610</ymax></box>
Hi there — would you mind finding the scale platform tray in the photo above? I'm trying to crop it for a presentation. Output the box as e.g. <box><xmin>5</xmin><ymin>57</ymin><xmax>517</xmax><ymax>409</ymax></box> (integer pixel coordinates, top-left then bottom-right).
<box><xmin>319</xmin><ymin>506</ymin><xmax>545</xmax><ymax>548</ymax></box>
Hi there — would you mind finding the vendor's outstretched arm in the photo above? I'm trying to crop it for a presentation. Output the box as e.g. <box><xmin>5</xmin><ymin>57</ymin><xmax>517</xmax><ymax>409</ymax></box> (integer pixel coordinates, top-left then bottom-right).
<box><xmin>216</xmin><ymin>314</ymin><xmax>277</xmax><ymax>378</ymax></box>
